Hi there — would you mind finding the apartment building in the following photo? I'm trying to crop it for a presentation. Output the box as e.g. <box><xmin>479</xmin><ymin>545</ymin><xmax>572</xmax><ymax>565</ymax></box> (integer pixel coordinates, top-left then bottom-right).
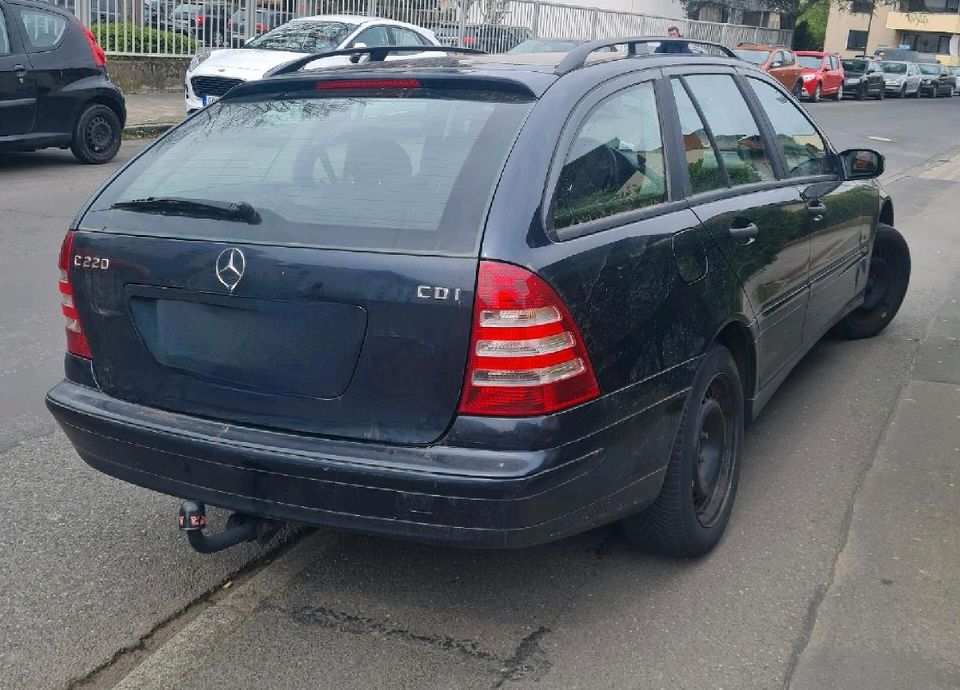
<box><xmin>824</xmin><ymin>0</ymin><xmax>960</xmax><ymax>65</ymax></box>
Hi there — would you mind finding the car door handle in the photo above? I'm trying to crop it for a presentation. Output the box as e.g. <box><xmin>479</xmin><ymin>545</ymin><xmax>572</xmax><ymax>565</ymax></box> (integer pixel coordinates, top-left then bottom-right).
<box><xmin>728</xmin><ymin>221</ymin><xmax>759</xmax><ymax>245</ymax></box>
<box><xmin>807</xmin><ymin>201</ymin><xmax>827</xmax><ymax>221</ymax></box>
<box><xmin>14</xmin><ymin>64</ymin><xmax>27</xmax><ymax>82</ymax></box>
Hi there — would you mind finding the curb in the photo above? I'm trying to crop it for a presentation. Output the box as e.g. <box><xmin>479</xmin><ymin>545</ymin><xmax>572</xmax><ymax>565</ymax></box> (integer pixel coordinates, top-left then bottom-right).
<box><xmin>123</xmin><ymin>123</ymin><xmax>176</xmax><ymax>139</ymax></box>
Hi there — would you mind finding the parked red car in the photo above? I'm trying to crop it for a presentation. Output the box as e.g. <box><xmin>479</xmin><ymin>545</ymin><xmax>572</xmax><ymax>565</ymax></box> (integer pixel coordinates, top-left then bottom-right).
<box><xmin>796</xmin><ymin>51</ymin><xmax>844</xmax><ymax>102</ymax></box>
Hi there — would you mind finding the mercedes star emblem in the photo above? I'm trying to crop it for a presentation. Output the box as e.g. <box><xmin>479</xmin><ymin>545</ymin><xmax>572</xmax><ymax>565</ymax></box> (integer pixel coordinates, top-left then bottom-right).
<box><xmin>215</xmin><ymin>248</ymin><xmax>245</xmax><ymax>292</ymax></box>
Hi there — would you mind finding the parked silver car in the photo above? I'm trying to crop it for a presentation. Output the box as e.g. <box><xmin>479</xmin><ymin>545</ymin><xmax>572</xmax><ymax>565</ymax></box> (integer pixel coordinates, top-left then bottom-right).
<box><xmin>881</xmin><ymin>60</ymin><xmax>922</xmax><ymax>97</ymax></box>
<box><xmin>950</xmin><ymin>66</ymin><xmax>960</xmax><ymax>95</ymax></box>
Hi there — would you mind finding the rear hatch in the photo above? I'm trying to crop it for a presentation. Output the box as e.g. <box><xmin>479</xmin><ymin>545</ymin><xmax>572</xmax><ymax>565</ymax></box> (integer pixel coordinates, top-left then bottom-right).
<box><xmin>72</xmin><ymin>80</ymin><xmax>534</xmax><ymax>444</ymax></box>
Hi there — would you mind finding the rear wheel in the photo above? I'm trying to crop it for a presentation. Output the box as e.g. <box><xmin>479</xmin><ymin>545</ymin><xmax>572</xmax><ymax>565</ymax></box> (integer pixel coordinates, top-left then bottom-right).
<box><xmin>832</xmin><ymin>224</ymin><xmax>910</xmax><ymax>340</ymax></box>
<box><xmin>622</xmin><ymin>344</ymin><xmax>743</xmax><ymax>558</ymax></box>
<box><xmin>70</xmin><ymin>103</ymin><xmax>121</xmax><ymax>164</ymax></box>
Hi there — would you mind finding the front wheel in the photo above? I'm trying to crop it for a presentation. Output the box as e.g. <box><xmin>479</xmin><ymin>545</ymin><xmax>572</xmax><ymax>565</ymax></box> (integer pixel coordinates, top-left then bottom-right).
<box><xmin>622</xmin><ymin>344</ymin><xmax>743</xmax><ymax>557</ymax></box>
<box><xmin>792</xmin><ymin>81</ymin><xmax>803</xmax><ymax>98</ymax></box>
<box><xmin>812</xmin><ymin>83</ymin><xmax>822</xmax><ymax>102</ymax></box>
<box><xmin>70</xmin><ymin>103</ymin><xmax>121</xmax><ymax>164</ymax></box>
<box><xmin>832</xmin><ymin>224</ymin><xmax>910</xmax><ymax>340</ymax></box>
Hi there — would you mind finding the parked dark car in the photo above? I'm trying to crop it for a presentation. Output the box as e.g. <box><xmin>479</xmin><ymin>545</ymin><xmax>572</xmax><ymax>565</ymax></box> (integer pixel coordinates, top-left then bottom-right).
<box><xmin>0</xmin><ymin>0</ymin><xmax>125</xmax><ymax>162</ymax></box>
<box><xmin>841</xmin><ymin>57</ymin><xmax>885</xmax><ymax>100</ymax></box>
<box><xmin>46</xmin><ymin>40</ymin><xmax>910</xmax><ymax>558</ymax></box>
<box><xmin>431</xmin><ymin>22</ymin><xmax>530</xmax><ymax>53</ymax></box>
<box><xmin>171</xmin><ymin>1</ymin><xmax>236</xmax><ymax>47</ymax></box>
<box><xmin>917</xmin><ymin>62</ymin><xmax>953</xmax><ymax>97</ymax></box>
<box><xmin>144</xmin><ymin>0</ymin><xmax>170</xmax><ymax>30</ymax></box>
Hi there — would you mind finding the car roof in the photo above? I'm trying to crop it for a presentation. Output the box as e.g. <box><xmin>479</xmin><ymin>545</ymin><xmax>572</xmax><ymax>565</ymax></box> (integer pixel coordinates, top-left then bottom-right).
<box><xmin>735</xmin><ymin>44</ymin><xmax>786</xmax><ymax>50</ymax></box>
<box><xmin>291</xmin><ymin>14</ymin><xmax>427</xmax><ymax>30</ymax></box>
<box><xmin>237</xmin><ymin>50</ymin><xmax>759</xmax><ymax>100</ymax></box>
<box><xmin>795</xmin><ymin>51</ymin><xmax>829</xmax><ymax>56</ymax></box>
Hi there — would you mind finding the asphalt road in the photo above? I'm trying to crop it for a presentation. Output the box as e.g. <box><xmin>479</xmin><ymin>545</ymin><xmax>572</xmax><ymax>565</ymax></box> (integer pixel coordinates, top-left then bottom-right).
<box><xmin>1</xmin><ymin>96</ymin><xmax>958</xmax><ymax>689</ymax></box>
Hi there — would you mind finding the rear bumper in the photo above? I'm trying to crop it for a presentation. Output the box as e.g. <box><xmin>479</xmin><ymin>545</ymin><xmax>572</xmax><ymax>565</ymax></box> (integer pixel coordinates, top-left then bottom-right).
<box><xmin>47</xmin><ymin>363</ymin><xmax>692</xmax><ymax>547</ymax></box>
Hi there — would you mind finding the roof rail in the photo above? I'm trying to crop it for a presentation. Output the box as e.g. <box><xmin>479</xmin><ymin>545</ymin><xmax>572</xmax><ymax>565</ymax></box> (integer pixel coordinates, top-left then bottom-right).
<box><xmin>265</xmin><ymin>46</ymin><xmax>486</xmax><ymax>77</ymax></box>
<box><xmin>555</xmin><ymin>37</ymin><xmax>736</xmax><ymax>76</ymax></box>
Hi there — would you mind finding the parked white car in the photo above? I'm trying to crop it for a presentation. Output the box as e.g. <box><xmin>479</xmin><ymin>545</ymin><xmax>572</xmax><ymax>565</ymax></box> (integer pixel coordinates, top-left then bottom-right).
<box><xmin>185</xmin><ymin>15</ymin><xmax>441</xmax><ymax>112</ymax></box>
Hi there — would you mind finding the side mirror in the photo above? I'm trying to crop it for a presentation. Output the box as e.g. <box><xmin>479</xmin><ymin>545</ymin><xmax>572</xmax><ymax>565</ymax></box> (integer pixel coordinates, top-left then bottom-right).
<box><xmin>771</xmin><ymin>61</ymin><xmax>783</xmax><ymax>68</ymax></box>
<box><xmin>840</xmin><ymin>148</ymin><xmax>884</xmax><ymax>180</ymax></box>
<box><xmin>349</xmin><ymin>41</ymin><xmax>367</xmax><ymax>63</ymax></box>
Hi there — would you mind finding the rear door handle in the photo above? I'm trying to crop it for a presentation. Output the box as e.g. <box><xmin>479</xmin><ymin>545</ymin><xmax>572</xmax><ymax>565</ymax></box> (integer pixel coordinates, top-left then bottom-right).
<box><xmin>729</xmin><ymin>221</ymin><xmax>759</xmax><ymax>245</ymax></box>
<box><xmin>807</xmin><ymin>201</ymin><xmax>827</xmax><ymax>221</ymax></box>
<box><xmin>14</xmin><ymin>64</ymin><xmax>27</xmax><ymax>82</ymax></box>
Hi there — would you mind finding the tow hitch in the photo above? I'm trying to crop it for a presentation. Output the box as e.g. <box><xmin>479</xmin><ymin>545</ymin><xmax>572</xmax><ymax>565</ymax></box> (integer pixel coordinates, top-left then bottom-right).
<box><xmin>177</xmin><ymin>500</ymin><xmax>283</xmax><ymax>554</ymax></box>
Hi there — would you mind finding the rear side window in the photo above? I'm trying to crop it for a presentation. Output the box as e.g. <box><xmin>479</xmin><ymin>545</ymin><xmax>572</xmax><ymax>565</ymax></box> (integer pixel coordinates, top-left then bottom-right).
<box><xmin>683</xmin><ymin>75</ymin><xmax>775</xmax><ymax>185</ymax></box>
<box><xmin>748</xmin><ymin>79</ymin><xmax>833</xmax><ymax>178</ymax></box>
<box><xmin>85</xmin><ymin>92</ymin><xmax>533</xmax><ymax>256</ymax></box>
<box><xmin>18</xmin><ymin>9</ymin><xmax>67</xmax><ymax>51</ymax></box>
<box><xmin>392</xmin><ymin>27</ymin><xmax>428</xmax><ymax>46</ymax></box>
<box><xmin>670</xmin><ymin>79</ymin><xmax>726</xmax><ymax>194</ymax></box>
<box><xmin>0</xmin><ymin>10</ymin><xmax>10</xmax><ymax>55</ymax></box>
<box><xmin>553</xmin><ymin>82</ymin><xmax>666</xmax><ymax>229</ymax></box>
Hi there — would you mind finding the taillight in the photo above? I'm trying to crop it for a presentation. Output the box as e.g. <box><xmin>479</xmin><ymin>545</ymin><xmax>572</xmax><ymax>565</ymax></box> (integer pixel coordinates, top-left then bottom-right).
<box><xmin>462</xmin><ymin>35</ymin><xmax>475</xmax><ymax>47</ymax></box>
<box><xmin>81</xmin><ymin>24</ymin><xmax>106</xmax><ymax>68</ymax></box>
<box><xmin>195</xmin><ymin>12</ymin><xmax>205</xmax><ymax>25</ymax></box>
<box><xmin>458</xmin><ymin>261</ymin><xmax>600</xmax><ymax>417</ymax></box>
<box><xmin>59</xmin><ymin>231</ymin><xmax>92</xmax><ymax>359</ymax></box>
<box><xmin>255</xmin><ymin>22</ymin><xmax>266</xmax><ymax>33</ymax></box>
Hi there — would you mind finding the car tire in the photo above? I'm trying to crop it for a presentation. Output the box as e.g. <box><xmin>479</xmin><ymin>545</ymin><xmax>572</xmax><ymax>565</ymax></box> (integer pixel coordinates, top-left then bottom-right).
<box><xmin>812</xmin><ymin>83</ymin><xmax>821</xmax><ymax>102</ymax></box>
<box><xmin>857</xmin><ymin>84</ymin><xmax>867</xmax><ymax>100</ymax></box>
<box><xmin>899</xmin><ymin>84</ymin><xmax>906</xmax><ymax>98</ymax></box>
<box><xmin>792</xmin><ymin>81</ymin><xmax>803</xmax><ymax>98</ymax></box>
<box><xmin>831</xmin><ymin>224</ymin><xmax>910</xmax><ymax>340</ymax></box>
<box><xmin>622</xmin><ymin>343</ymin><xmax>743</xmax><ymax>558</ymax></box>
<box><xmin>70</xmin><ymin>103</ymin><xmax>121</xmax><ymax>165</ymax></box>
<box><xmin>832</xmin><ymin>86</ymin><xmax>842</xmax><ymax>101</ymax></box>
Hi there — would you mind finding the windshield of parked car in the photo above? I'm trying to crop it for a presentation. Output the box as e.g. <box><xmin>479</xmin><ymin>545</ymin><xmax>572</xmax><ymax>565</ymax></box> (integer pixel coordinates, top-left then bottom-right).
<box><xmin>246</xmin><ymin>20</ymin><xmax>356</xmax><ymax>52</ymax></box>
<box><xmin>842</xmin><ymin>59</ymin><xmax>866</xmax><ymax>73</ymax></box>
<box><xmin>85</xmin><ymin>91</ymin><xmax>534</xmax><ymax>255</ymax></box>
<box><xmin>733</xmin><ymin>49</ymin><xmax>770</xmax><ymax>65</ymax></box>
<box><xmin>918</xmin><ymin>63</ymin><xmax>941</xmax><ymax>75</ymax></box>
<box><xmin>507</xmin><ymin>38</ymin><xmax>581</xmax><ymax>53</ymax></box>
<box><xmin>881</xmin><ymin>62</ymin><xmax>907</xmax><ymax>74</ymax></box>
<box><xmin>797</xmin><ymin>55</ymin><xmax>825</xmax><ymax>69</ymax></box>
<box><xmin>950</xmin><ymin>67</ymin><xmax>960</xmax><ymax>75</ymax></box>
<box><xmin>172</xmin><ymin>3</ymin><xmax>201</xmax><ymax>16</ymax></box>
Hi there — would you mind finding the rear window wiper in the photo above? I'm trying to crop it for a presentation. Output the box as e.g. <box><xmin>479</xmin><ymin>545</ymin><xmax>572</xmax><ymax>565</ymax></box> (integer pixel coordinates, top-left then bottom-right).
<box><xmin>111</xmin><ymin>197</ymin><xmax>262</xmax><ymax>224</ymax></box>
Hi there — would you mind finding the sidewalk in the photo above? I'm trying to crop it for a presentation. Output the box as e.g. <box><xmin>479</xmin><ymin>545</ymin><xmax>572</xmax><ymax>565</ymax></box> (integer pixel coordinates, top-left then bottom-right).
<box><xmin>124</xmin><ymin>92</ymin><xmax>185</xmax><ymax>134</ymax></box>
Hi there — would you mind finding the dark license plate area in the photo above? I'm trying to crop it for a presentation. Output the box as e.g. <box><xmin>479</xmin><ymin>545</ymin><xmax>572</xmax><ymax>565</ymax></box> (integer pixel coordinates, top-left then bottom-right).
<box><xmin>128</xmin><ymin>289</ymin><xmax>367</xmax><ymax>399</ymax></box>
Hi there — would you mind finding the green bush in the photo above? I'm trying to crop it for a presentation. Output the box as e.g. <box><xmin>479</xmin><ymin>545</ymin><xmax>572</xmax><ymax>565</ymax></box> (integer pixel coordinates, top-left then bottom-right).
<box><xmin>91</xmin><ymin>23</ymin><xmax>196</xmax><ymax>55</ymax></box>
<box><xmin>792</xmin><ymin>0</ymin><xmax>829</xmax><ymax>51</ymax></box>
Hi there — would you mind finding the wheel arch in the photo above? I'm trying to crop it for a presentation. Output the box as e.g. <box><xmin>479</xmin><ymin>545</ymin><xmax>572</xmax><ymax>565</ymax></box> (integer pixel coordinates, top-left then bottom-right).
<box><xmin>712</xmin><ymin>319</ymin><xmax>757</xmax><ymax>421</ymax></box>
<box><xmin>879</xmin><ymin>198</ymin><xmax>894</xmax><ymax>227</ymax></box>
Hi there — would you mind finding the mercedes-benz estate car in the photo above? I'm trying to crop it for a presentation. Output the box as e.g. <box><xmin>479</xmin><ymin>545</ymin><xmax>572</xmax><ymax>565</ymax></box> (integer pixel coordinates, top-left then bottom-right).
<box><xmin>48</xmin><ymin>39</ymin><xmax>910</xmax><ymax>558</ymax></box>
<box><xmin>184</xmin><ymin>15</ymin><xmax>439</xmax><ymax>112</ymax></box>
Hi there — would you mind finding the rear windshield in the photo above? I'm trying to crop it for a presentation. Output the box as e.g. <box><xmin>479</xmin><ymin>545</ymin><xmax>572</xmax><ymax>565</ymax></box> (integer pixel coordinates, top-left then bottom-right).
<box><xmin>734</xmin><ymin>49</ymin><xmax>769</xmax><ymax>65</ymax></box>
<box><xmin>797</xmin><ymin>55</ymin><xmax>823</xmax><ymax>69</ymax></box>
<box><xmin>84</xmin><ymin>91</ymin><xmax>533</xmax><ymax>256</ymax></box>
<box><xmin>842</xmin><ymin>59</ymin><xmax>866</xmax><ymax>73</ymax></box>
<box><xmin>881</xmin><ymin>62</ymin><xmax>907</xmax><ymax>74</ymax></box>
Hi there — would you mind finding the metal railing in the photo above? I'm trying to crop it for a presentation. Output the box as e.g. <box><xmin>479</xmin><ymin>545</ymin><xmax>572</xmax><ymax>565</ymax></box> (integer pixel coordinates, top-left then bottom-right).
<box><xmin>47</xmin><ymin>0</ymin><xmax>792</xmax><ymax>58</ymax></box>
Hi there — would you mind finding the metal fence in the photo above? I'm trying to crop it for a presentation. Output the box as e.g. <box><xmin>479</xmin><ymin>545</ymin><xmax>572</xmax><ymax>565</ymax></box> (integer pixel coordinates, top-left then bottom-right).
<box><xmin>48</xmin><ymin>0</ymin><xmax>792</xmax><ymax>58</ymax></box>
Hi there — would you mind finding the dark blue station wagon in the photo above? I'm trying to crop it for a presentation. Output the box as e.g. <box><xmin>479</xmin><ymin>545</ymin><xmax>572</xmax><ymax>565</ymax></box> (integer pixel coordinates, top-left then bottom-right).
<box><xmin>46</xmin><ymin>40</ymin><xmax>910</xmax><ymax>557</ymax></box>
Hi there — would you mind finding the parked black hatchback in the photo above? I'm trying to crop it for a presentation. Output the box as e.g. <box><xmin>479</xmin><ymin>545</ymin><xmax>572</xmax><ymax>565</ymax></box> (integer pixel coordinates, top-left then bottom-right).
<box><xmin>46</xmin><ymin>39</ymin><xmax>911</xmax><ymax>557</ymax></box>
<box><xmin>0</xmin><ymin>0</ymin><xmax>124</xmax><ymax>162</ymax></box>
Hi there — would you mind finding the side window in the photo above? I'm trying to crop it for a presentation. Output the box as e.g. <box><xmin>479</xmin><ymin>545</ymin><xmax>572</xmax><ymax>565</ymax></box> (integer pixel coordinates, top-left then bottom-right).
<box><xmin>671</xmin><ymin>79</ymin><xmax>726</xmax><ymax>194</ymax></box>
<box><xmin>748</xmin><ymin>79</ymin><xmax>833</xmax><ymax>178</ymax></box>
<box><xmin>18</xmin><ymin>8</ymin><xmax>67</xmax><ymax>51</ymax></box>
<box><xmin>353</xmin><ymin>25</ymin><xmax>390</xmax><ymax>47</ymax></box>
<box><xmin>782</xmin><ymin>51</ymin><xmax>795</xmax><ymax>65</ymax></box>
<box><xmin>683</xmin><ymin>74</ymin><xmax>775</xmax><ymax>185</ymax></box>
<box><xmin>0</xmin><ymin>9</ymin><xmax>10</xmax><ymax>55</ymax></box>
<box><xmin>553</xmin><ymin>82</ymin><xmax>667</xmax><ymax>229</ymax></box>
<box><xmin>392</xmin><ymin>27</ymin><xmax>428</xmax><ymax>46</ymax></box>
<box><xmin>772</xmin><ymin>51</ymin><xmax>784</xmax><ymax>65</ymax></box>
<box><xmin>829</xmin><ymin>56</ymin><xmax>838</xmax><ymax>70</ymax></box>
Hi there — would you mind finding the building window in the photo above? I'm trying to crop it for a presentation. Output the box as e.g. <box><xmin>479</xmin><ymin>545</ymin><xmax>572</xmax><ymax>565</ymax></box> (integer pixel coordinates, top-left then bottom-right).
<box><xmin>847</xmin><ymin>30</ymin><xmax>869</xmax><ymax>50</ymax></box>
<box><xmin>851</xmin><ymin>0</ymin><xmax>874</xmax><ymax>13</ymax></box>
<box><xmin>901</xmin><ymin>32</ymin><xmax>953</xmax><ymax>53</ymax></box>
<box><xmin>898</xmin><ymin>0</ymin><xmax>959</xmax><ymax>12</ymax></box>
